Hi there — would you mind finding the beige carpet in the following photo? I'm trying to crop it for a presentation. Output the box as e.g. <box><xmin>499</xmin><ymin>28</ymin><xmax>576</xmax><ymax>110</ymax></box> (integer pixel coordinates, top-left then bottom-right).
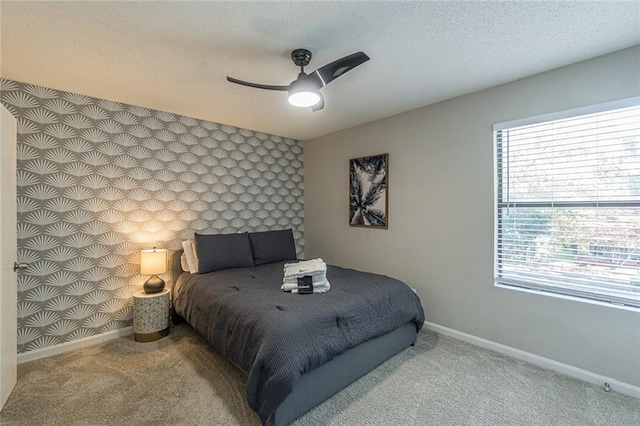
<box><xmin>1</xmin><ymin>323</ymin><xmax>638</xmax><ymax>425</ymax></box>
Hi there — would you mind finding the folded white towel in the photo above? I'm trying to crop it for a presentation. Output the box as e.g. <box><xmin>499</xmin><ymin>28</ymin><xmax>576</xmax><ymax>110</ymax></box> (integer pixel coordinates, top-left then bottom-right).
<box><xmin>310</xmin><ymin>277</ymin><xmax>330</xmax><ymax>293</ymax></box>
<box><xmin>284</xmin><ymin>258</ymin><xmax>325</xmax><ymax>273</ymax></box>
<box><xmin>283</xmin><ymin>258</ymin><xmax>327</xmax><ymax>278</ymax></box>
<box><xmin>281</xmin><ymin>258</ymin><xmax>330</xmax><ymax>293</ymax></box>
<box><xmin>281</xmin><ymin>282</ymin><xmax>298</xmax><ymax>291</ymax></box>
<box><xmin>282</xmin><ymin>270</ymin><xmax>325</xmax><ymax>282</ymax></box>
<box><xmin>283</xmin><ymin>274</ymin><xmax>327</xmax><ymax>285</ymax></box>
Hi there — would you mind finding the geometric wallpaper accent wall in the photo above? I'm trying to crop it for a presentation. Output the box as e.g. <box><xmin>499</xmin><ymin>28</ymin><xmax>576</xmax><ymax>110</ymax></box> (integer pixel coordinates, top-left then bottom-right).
<box><xmin>0</xmin><ymin>79</ymin><xmax>304</xmax><ymax>354</ymax></box>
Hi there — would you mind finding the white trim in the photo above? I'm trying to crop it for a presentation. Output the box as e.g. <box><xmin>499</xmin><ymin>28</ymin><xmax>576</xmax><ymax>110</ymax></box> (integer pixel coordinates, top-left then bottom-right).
<box><xmin>493</xmin><ymin>96</ymin><xmax>640</xmax><ymax>131</ymax></box>
<box><xmin>423</xmin><ymin>321</ymin><xmax>640</xmax><ymax>399</ymax></box>
<box><xmin>17</xmin><ymin>327</ymin><xmax>133</xmax><ymax>364</ymax></box>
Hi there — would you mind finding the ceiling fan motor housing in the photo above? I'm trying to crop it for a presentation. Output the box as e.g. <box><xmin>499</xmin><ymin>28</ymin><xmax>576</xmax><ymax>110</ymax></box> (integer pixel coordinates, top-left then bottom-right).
<box><xmin>291</xmin><ymin>49</ymin><xmax>312</xmax><ymax>68</ymax></box>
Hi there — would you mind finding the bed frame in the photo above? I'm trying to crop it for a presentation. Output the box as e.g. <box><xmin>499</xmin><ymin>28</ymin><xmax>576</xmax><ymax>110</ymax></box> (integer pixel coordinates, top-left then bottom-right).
<box><xmin>171</xmin><ymin>250</ymin><xmax>417</xmax><ymax>426</ymax></box>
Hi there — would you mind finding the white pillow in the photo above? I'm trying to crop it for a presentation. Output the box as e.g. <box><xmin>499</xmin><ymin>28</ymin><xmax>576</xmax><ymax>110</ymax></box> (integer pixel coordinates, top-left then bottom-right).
<box><xmin>182</xmin><ymin>239</ymin><xmax>199</xmax><ymax>273</ymax></box>
<box><xmin>180</xmin><ymin>252</ymin><xmax>189</xmax><ymax>272</ymax></box>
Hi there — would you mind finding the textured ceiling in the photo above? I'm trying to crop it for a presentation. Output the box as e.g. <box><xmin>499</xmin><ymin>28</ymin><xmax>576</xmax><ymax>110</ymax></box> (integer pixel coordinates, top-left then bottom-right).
<box><xmin>1</xmin><ymin>1</ymin><xmax>639</xmax><ymax>140</ymax></box>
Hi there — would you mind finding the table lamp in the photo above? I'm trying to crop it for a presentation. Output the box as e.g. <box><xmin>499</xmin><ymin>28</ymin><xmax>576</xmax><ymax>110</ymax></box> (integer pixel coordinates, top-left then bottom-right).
<box><xmin>140</xmin><ymin>248</ymin><xmax>167</xmax><ymax>293</ymax></box>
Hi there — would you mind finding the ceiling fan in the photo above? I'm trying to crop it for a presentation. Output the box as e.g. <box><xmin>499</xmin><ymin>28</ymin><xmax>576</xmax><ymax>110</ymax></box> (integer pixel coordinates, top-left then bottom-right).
<box><xmin>227</xmin><ymin>49</ymin><xmax>370</xmax><ymax>111</ymax></box>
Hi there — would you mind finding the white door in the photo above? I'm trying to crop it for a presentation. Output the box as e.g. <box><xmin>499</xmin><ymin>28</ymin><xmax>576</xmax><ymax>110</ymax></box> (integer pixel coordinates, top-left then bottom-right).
<box><xmin>0</xmin><ymin>104</ymin><xmax>17</xmax><ymax>410</ymax></box>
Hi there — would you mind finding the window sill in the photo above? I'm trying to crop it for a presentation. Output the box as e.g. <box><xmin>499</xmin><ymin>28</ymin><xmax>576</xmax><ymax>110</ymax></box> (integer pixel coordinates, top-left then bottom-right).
<box><xmin>494</xmin><ymin>282</ymin><xmax>640</xmax><ymax>313</ymax></box>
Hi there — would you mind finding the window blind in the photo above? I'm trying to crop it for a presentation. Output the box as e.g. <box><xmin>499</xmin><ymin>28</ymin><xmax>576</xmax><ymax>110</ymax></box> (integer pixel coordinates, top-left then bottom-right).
<box><xmin>495</xmin><ymin>101</ymin><xmax>640</xmax><ymax>308</ymax></box>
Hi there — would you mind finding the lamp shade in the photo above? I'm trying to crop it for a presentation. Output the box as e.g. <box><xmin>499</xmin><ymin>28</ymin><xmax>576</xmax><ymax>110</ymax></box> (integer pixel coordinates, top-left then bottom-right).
<box><xmin>140</xmin><ymin>249</ymin><xmax>167</xmax><ymax>275</ymax></box>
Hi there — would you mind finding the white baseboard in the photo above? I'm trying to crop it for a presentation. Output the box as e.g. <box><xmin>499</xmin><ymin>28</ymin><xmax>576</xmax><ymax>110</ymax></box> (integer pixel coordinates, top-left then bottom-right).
<box><xmin>17</xmin><ymin>327</ymin><xmax>133</xmax><ymax>364</ymax></box>
<box><xmin>423</xmin><ymin>321</ymin><xmax>640</xmax><ymax>399</ymax></box>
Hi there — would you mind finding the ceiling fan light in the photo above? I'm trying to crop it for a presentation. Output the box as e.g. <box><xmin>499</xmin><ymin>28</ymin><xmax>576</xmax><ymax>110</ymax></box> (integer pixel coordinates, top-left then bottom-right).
<box><xmin>288</xmin><ymin>90</ymin><xmax>321</xmax><ymax>108</ymax></box>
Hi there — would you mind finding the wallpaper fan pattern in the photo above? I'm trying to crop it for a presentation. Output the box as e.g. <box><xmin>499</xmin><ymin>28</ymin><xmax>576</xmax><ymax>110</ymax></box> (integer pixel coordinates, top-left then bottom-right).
<box><xmin>0</xmin><ymin>79</ymin><xmax>304</xmax><ymax>354</ymax></box>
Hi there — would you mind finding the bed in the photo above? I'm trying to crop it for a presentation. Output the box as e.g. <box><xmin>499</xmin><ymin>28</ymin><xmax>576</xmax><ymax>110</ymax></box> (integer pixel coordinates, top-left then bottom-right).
<box><xmin>171</xmin><ymin>231</ymin><xmax>425</xmax><ymax>426</ymax></box>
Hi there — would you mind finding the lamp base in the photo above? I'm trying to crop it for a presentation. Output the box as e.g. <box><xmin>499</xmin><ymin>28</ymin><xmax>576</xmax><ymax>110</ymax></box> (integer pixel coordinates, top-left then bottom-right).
<box><xmin>143</xmin><ymin>275</ymin><xmax>165</xmax><ymax>293</ymax></box>
<box><xmin>135</xmin><ymin>327</ymin><xmax>169</xmax><ymax>342</ymax></box>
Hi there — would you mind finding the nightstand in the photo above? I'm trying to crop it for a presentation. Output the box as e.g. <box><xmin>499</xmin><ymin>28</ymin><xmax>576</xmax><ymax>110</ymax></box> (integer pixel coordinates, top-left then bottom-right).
<box><xmin>133</xmin><ymin>289</ymin><xmax>170</xmax><ymax>342</ymax></box>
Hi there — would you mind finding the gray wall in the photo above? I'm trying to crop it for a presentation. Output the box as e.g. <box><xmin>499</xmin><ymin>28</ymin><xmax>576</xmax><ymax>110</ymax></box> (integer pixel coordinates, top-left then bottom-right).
<box><xmin>304</xmin><ymin>47</ymin><xmax>640</xmax><ymax>386</ymax></box>
<box><xmin>0</xmin><ymin>79</ymin><xmax>304</xmax><ymax>354</ymax></box>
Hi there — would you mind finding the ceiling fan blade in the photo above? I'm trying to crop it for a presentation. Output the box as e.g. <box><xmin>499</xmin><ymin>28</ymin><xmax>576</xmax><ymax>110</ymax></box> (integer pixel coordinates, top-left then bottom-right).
<box><xmin>311</xmin><ymin>52</ymin><xmax>370</xmax><ymax>87</ymax></box>
<box><xmin>226</xmin><ymin>76</ymin><xmax>290</xmax><ymax>91</ymax></box>
<box><xmin>311</xmin><ymin>93</ymin><xmax>325</xmax><ymax>112</ymax></box>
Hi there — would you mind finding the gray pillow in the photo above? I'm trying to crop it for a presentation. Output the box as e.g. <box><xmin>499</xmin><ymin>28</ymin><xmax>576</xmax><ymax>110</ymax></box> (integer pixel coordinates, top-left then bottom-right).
<box><xmin>249</xmin><ymin>229</ymin><xmax>297</xmax><ymax>266</ymax></box>
<box><xmin>194</xmin><ymin>232</ymin><xmax>254</xmax><ymax>273</ymax></box>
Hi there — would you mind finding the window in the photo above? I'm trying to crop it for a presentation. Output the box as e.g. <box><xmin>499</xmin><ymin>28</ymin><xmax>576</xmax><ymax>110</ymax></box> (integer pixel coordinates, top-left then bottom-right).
<box><xmin>494</xmin><ymin>98</ymin><xmax>640</xmax><ymax>308</ymax></box>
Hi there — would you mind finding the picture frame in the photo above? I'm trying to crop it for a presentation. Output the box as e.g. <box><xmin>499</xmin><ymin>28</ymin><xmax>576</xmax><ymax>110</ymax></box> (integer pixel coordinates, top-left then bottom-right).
<box><xmin>349</xmin><ymin>153</ymin><xmax>388</xmax><ymax>229</ymax></box>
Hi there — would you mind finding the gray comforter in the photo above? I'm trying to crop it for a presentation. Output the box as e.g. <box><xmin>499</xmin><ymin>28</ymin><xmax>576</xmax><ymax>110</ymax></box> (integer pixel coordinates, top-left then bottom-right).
<box><xmin>173</xmin><ymin>261</ymin><xmax>424</xmax><ymax>424</ymax></box>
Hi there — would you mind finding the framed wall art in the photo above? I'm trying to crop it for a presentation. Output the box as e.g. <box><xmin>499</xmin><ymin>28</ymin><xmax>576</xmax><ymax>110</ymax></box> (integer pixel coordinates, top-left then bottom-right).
<box><xmin>349</xmin><ymin>153</ymin><xmax>388</xmax><ymax>229</ymax></box>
